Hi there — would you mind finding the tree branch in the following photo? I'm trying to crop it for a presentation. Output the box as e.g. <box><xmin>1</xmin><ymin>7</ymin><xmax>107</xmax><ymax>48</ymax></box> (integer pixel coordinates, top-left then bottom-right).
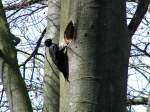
<box><xmin>19</xmin><ymin>28</ymin><xmax>46</xmax><ymax>67</ymax></box>
<box><xmin>128</xmin><ymin>0</ymin><xmax>150</xmax><ymax>38</ymax></box>
<box><xmin>132</xmin><ymin>43</ymin><xmax>150</xmax><ymax>57</ymax></box>
<box><xmin>4</xmin><ymin>0</ymin><xmax>47</xmax><ymax>10</ymax></box>
<box><xmin>127</xmin><ymin>97</ymin><xmax>148</xmax><ymax>105</ymax></box>
<box><xmin>127</xmin><ymin>0</ymin><xmax>138</xmax><ymax>2</ymax></box>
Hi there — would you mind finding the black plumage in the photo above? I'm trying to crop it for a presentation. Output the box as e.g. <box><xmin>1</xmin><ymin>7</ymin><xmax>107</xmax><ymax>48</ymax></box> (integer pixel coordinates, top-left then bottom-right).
<box><xmin>45</xmin><ymin>39</ymin><xmax>69</xmax><ymax>81</ymax></box>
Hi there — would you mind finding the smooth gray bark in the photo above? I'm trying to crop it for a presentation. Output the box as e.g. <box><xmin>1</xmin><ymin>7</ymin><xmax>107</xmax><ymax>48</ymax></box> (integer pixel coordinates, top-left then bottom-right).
<box><xmin>147</xmin><ymin>95</ymin><xmax>150</xmax><ymax>112</ymax></box>
<box><xmin>43</xmin><ymin>0</ymin><xmax>60</xmax><ymax>112</ymax></box>
<box><xmin>60</xmin><ymin>0</ymin><xmax>130</xmax><ymax>112</ymax></box>
<box><xmin>0</xmin><ymin>1</ymin><xmax>33</xmax><ymax>112</ymax></box>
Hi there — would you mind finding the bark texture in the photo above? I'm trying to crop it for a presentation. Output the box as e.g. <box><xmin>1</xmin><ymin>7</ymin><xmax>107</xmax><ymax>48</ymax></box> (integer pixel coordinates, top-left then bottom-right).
<box><xmin>60</xmin><ymin>0</ymin><xmax>130</xmax><ymax>112</ymax></box>
<box><xmin>43</xmin><ymin>0</ymin><xmax>60</xmax><ymax>112</ymax></box>
<box><xmin>0</xmin><ymin>1</ymin><xmax>32</xmax><ymax>112</ymax></box>
<box><xmin>147</xmin><ymin>94</ymin><xmax>150</xmax><ymax>112</ymax></box>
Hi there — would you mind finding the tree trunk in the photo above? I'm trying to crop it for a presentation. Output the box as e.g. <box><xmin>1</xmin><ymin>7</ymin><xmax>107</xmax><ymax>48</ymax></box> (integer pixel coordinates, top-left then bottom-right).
<box><xmin>43</xmin><ymin>0</ymin><xmax>60</xmax><ymax>112</ymax></box>
<box><xmin>60</xmin><ymin>0</ymin><xmax>130</xmax><ymax>112</ymax></box>
<box><xmin>147</xmin><ymin>95</ymin><xmax>150</xmax><ymax>112</ymax></box>
<box><xmin>0</xmin><ymin>1</ymin><xmax>32</xmax><ymax>112</ymax></box>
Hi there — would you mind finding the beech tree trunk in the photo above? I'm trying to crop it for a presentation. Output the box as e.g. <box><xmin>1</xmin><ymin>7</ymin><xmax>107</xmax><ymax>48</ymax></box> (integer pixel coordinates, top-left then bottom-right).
<box><xmin>60</xmin><ymin>0</ymin><xmax>130</xmax><ymax>112</ymax></box>
<box><xmin>0</xmin><ymin>1</ymin><xmax>32</xmax><ymax>112</ymax></box>
<box><xmin>43</xmin><ymin>0</ymin><xmax>60</xmax><ymax>112</ymax></box>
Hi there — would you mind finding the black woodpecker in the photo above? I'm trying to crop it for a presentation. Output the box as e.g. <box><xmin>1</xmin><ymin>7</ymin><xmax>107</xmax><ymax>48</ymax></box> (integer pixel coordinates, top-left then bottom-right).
<box><xmin>45</xmin><ymin>39</ymin><xmax>69</xmax><ymax>82</ymax></box>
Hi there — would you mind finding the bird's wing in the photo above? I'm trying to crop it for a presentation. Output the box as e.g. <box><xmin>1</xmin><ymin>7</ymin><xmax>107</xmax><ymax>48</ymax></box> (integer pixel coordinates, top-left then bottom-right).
<box><xmin>49</xmin><ymin>44</ymin><xmax>59</xmax><ymax>65</ymax></box>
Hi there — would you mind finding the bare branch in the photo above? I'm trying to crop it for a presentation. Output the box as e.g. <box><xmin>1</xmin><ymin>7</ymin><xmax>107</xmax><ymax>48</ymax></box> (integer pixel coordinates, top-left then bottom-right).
<box><xmin>127</xmin><ymin>97</ymin><xmax>148</xmax><ymax>105</ymax></box>
<box><xmin>19</xmin><ymin>28</ymin><xmax>46</xmax><ymax>67</ymax></box>
<box><xmin>128</xmin><ymin>0</ymin><xmax>150</xmax><ymax>38</ymax></box>
<box><xmin>4</xmin><ymin>0</ymin><xmax>47</xmax><ymax>10</ymax></box>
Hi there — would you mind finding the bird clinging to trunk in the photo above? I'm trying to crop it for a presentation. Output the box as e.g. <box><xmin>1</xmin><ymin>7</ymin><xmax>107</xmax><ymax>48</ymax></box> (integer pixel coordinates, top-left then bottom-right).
<box><xmin>45</xmin><ymin>21</ymin><xmax>75</xmax><ymax>82</ymax></box>
<box><xmin>45</xmin><ymin>39</ymin><xmax>69</xmax><ymax>82</ymax></box>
